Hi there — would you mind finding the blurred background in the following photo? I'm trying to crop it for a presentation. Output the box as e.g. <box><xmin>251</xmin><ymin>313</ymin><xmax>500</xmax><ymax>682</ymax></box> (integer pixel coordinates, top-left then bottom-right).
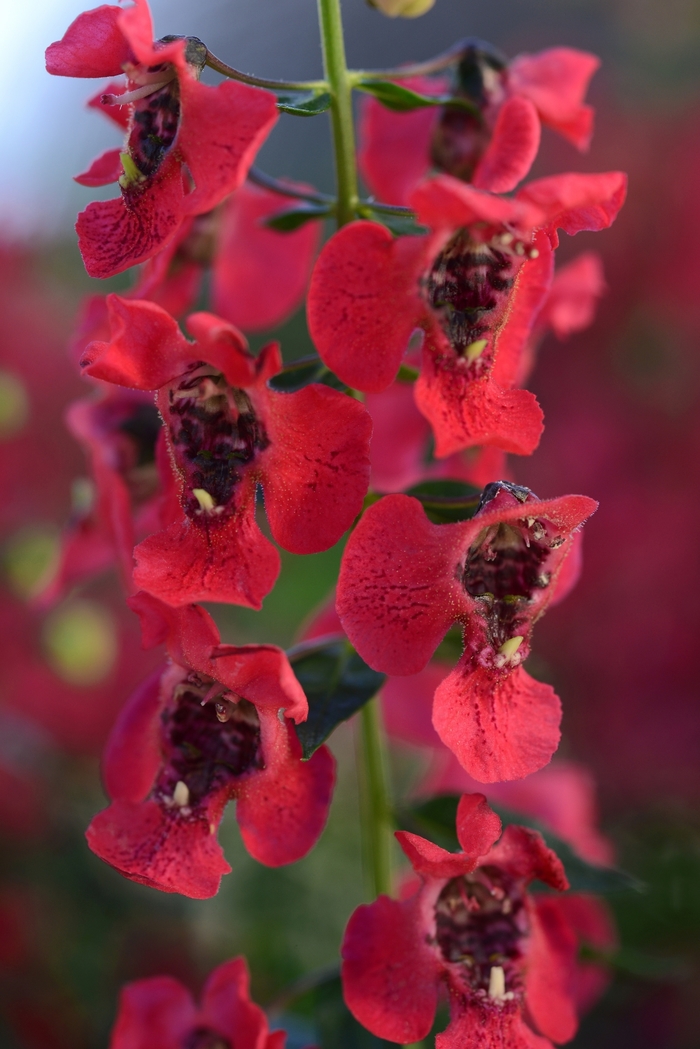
<box><xmin>1</xmin><ymin>1</ymin><xmax>700</xmax><ymax>1047</ymax></box>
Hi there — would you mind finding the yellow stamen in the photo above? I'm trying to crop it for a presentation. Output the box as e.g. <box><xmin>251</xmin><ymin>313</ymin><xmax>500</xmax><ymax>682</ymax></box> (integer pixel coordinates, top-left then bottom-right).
<box><xmin>192</xmin><ymin>488</ymin><xmax>216</xmax><ymax>513</ymax></box>
<box><xmin>465</xmin><ymin>339</ymin><xmax>487</xmax><ymax>363</ymax></box>
<box><xmin>118</xmin><ymin>152</ymin><xmax>145</xmax><ymax>189</ymax></box>
<box><xmin>498</xmin><ymin>636</ymin><xmax>524</xmax><ymax>660</ymax></box>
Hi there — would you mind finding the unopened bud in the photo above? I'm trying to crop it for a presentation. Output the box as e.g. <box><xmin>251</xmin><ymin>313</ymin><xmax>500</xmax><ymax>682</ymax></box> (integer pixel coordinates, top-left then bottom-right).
<box><xmin>368</xmin><ymin>0</ymin><xmax>435</xmax><ymax>17</ymax></box>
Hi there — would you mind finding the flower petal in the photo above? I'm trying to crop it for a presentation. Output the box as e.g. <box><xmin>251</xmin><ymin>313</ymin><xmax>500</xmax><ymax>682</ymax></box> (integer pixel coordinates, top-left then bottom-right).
<box><xmin>74</xmin><ymin>147</ymin><xmax>123</xmax><ymax>187</ymax></box>
<box><xmin>110</xmin><ymin>976</ymin><xmax>196</xmax><ymax>1049</ymax></box>
<box><xmin>473</xmin><ymin>96</ymin><xmax>541</xmax><ymax>193</ymax></box>
<box><xmin>262</xmin><ymin>384</ymin><xmax>372</xmax><ymax>553</ymax></box>
<box><xmin>432</xmin><ymin>661</ymin><xmax>562</xmax><ymax>782</ymax></box>
<box><xmin>526</xmin><ymin>896</ymin><xmax>579</xmax><ymax>1043</ymax></box>
<box><xmin>46</xmin><ymin>6</ymin><xmax>130</xmax><ymax>78</ymax></box>
<box><xmin>509</xmin><ymin>48</ymin><xmax>600</xmax><ymax>150</ymax></box>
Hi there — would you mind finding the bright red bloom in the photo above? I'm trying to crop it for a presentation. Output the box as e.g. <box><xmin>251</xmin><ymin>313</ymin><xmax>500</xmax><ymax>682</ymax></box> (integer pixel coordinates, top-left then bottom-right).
<box><xmin>110</xmin><ymin>957</ymin><xmax>284</xmax><ymax>1049</ymax></box>
<box><xmin>359</xmin><ymin>48</ymin><xmax>600</xmax><ymax>206</ymax></box>
<box><xmin>87</xmin><ymin>594</ymin><xmax>335</xmax><ymax>898</ymax></box>
<box><xmin>307</xmin><ymin>171</ymin><xmax>625</xmax><ymax>457</ymax></box>
<box><xmin>342</xmin><ymin>792</ymin><xmax>584</xmax><ymax>1048</ymax></box>
<box><xmin>46</xmin><ymin>0</ymin><xmax>278</xmax><ymax>278</ymax></box>
<box><xmin>336</xmin><ymin>482</ymin><xmax>597</xmax><ymax>781</ymax></box>
<box><xmin>81</xmin><ymin>298</ymin><xmax>372</xmax><ymax>608</ymax></box>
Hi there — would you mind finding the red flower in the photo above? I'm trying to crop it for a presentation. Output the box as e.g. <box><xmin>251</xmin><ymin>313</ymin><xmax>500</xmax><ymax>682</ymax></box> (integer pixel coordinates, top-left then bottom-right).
<box><xmin>81</xmin><ymin>297</ymin><xmax>372</xmax><ymax>608</ymax></box>
<box><xmin>110</xmin><ymin>957</ymin><xmax>284</xmax><ymax>1049</ymax></box>
<box><xmin>87</xmin><ymin>594</ymin><xmax>335</xmax><ymax>898</ymax></box>
<box><xmin>336</xmin><ymin>482</ymin><xmax>597</xmax><ymax>781</ymax></box>
<box><xmin>307</xmin><ymin>171</ymin><xmax>625</xmax><ymax>457</ymax></box>
<box><xmin>342</xmin><ymin>792</ymin><xmax>584</xmax><ymax>1048</ymax></box>
<box><xmin>359</xmin><ymin>48</ymin><xmax>599</xmax><ymax>207</ymax></box>
<box><xmin>46</xmin><ymin>0</ymin><xmax>278</xmax><ymax>278</ymax></box>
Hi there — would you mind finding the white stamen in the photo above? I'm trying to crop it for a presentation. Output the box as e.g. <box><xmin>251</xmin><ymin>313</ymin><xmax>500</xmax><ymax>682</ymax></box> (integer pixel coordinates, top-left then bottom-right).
<box><xmin>488</xmin><ymin>965</ymin><xmax>506</xmax><ymax>1001</ymax></box>
<box><xmin>173</xmin><ymin>780</ymin><xmax>190</xmax><ymax>807</ymax></box>
<box><xmin>102</xmin><ymin>81</ymin><xmax>171</xmax><ymax>106</ymax></box>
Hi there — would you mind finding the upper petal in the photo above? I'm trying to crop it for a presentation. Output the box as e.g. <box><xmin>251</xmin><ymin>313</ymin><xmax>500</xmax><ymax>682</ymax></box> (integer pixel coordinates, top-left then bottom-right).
<box><xmin>178</xmin><ymin>79</ymin><xmax>278</xmax><ymax>217</ymax></box>
<box><xmin>46</xmin><ymin>5</ymin><xmax>131</xmax><ymax>78</ymax></box>
<box><xmin>336</xmin><ymin>494</ymin><xmax>471</xmax><ymax>675</ymax></box>
<box><xmin>455</xmin><ymin>792</ymin><xmax>503</xmax><ymax>857</ymax></box>
<box><xmin>201</xmin><ymin>959</ymin><xmax>270</xmax><ymax>1049</ymax></box>
<box><xmin>262</xmin><ymin>384</ymin><xmax>372</xmax><ymax>554</ymax></box>
<box><xmin>484</xmin><ymin>824</ymin><xmax>569</xmax><ymax>891</ymax></box>
<box><xmin>81</xmin><ymin>295</ymin><xmax>193</xmax><ymax>389</ymax></box>
<box><xmin>517</xmin><ymin>171</ymin><xmax>628</xmax><ymax>243</ymax></box>
<box><xmin>307</xmin><ymin>221</ymin><xmax>430</xmax><ymax>392</ymax></box>
<box><xmin>395</xmin><ymin>829</ymin><xmax>479</xmax><ymax>879</ymax></box>
<box><xmin>509</xmin><ymin>48</ymin><xmax>600</xmax><ymax>150</ymax></box>
<box><xmin>473</xmin><ymin>96</ymin><xmax>541</xmax><ymax>194</ymax></box>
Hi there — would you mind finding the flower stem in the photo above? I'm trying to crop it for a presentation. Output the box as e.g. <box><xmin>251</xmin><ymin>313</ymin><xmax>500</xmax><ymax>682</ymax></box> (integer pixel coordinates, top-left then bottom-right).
<box><xmin>357</xmin><ymin>698</ymin><xmax>393</xmax><ymax>898</ymax></box>
<box><xmin>205</xmin><ymin>49</ymin><xmax>325</xmax><ymax>92</ymax></box>
<box><xmin>316</xmin><ymin>0</ymin><xmax>359</xmax><ymax>227</ymax></box>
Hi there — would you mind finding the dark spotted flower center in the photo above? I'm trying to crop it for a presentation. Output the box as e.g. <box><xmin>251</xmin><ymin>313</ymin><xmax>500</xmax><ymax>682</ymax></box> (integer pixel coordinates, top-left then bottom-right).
<box><xmin>435</xmin><ymin>867</ymin><xmax>527</xmax><ymax>999</ymax></box>
<box><xmin>183</xmin><ymin>1026</ymin><xmax>231</xmax><ymax>1049</ymax></box>
<box><xmin>166</xmin><ymin>366</ymin><xmax>269</xmax><ymax>524</ymax></box>
<box><xmin>463</xmin><ymin>489</ymin><xmax>563</xmax><ymax>650</ymax></box>
<box><xmin>425</xmin><ymin>230</ymin><xmax>517</xmax><ymax>369</ymax></box>
<box><xmin>156</xmin><ymin>675</ymin><xmax>264</xmax><ymax>811</ymax></box>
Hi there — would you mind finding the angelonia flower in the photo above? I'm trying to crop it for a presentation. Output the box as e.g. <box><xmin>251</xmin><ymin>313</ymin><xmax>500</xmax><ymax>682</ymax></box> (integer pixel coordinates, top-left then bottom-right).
<box><xmin>37</xmin><ymin>2</ymin><xmax>631</xmax><ymax>1044</ymax></box>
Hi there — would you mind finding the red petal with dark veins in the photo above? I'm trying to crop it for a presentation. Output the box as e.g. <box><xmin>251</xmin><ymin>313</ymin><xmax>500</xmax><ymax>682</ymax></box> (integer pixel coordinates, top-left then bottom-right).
<box><xmin>132</xmin><ymin>496</ymin><xmax>281</xmax><ymax>610</ymax></box>
<box><xmin>509</xmin><ymin>48</ymin><xmax>600</xmax><ymax>150</ymax></box>
<box><xmin>357</xmin><ymin>78</ymin><xmax>444</xmax><ymax>207</ymax></box>
<box><xmin>177</xmin><ymin>78</ymin><xmax>278</xmax><ymax>217</ymax></box>
<box><xmin>484</xmin><ymin>824</ymin><xmax>569</xmax><ymax>891</ymax></box>
<box><xmin>262</xmin><ymin>384</ymin><xmax>372</xmax><ymax>554</ymax></box>
<box><xmin>101</xmin><ymin>667</ymin><xmax>165</xmax><ymax>803</ymax></box>
<box><xmin>201</xmin><ymin>959</ymin><xmax>271</xmax><ymax>1049</ymax></box>
<box><xmin>86</xmin><ymin>796</ymin><xmax>232</xmax><ymax>898</ymax></box>
<box><xmin>45</xmin><ymin>6</ymin><xmax>131</xmax><ymax>78</ymax></box>
<box><xmin>76</xmin><ymin>157</ymin><xmax>186</xmax><ymax>279</ymax></box>
<box><xmin>81</xmin><ymin>295</ymin><xmax>192</xmax><ymax>389</ymax></box>
<box><xmin>517</xmin><ymin>171</ymin><xmax>628</xmax><ymax>243</ymax></box>
<box><xmin>116</xmin><ymin>0</ymin><xmax>160</xmax><ymax>67</ymax></box>
<box><xmin>74</xmin><ymin>147</ymin><xmax>123</xmax><ymax>187</ymax></box>
<box><xmin>432</xmin><ymin>661</ymin><xmax>562</xmax><ymax>782</ymax></box>
<box><xmin>436</xmin><ymin>1001</ymin><xmax>554</xmax><ymax>1049</ymax></box>
<box><xmin>396</xmin><ymin>830</ymin><xmax>479</xmax><ymax>879</ymax></box>
<box><xmin>455</xmin><ymin>792</ymin><xmax>503</xmax><ymax>857</ymax></box>
<box><xmin>236</xmin><ymin>715</ymin><xmax>335</xmax><ymax>866</ymax></box>
<box><xmin>415</xmin><ymin>324</ymin><xmax>545</xmax><ymax>458</ymax></box>
<box><xmin>342</xmin><ymin>894</ymin><xmax>441</xmax><ymax>1043</ymax></box>
<box><xmin>212</xmin><ymin>181</ymin><xmax>321</xmax><ymax>333</ymax></box>
<box><xmin>110</xmin><ymin>976</ymin><xmax>196</xmax><ymax>1049</ymax></box>
<box><xmin>526</xmin><ymin>897</ymin><xmax>579</xmax><ymax>1043</ymax></box>
<box><xmin>473</xmin><ymin>96</ymin><xmax>541</xmax><ymax>193</ymax></box>
<box><xmin>336</xmin><ymin>494</ymin><xmax>471</xmax><ymax>675</ymax></box>
<box><xmin>307</xmin><ymin>221</ymin><xmax>431</xmax><ymax>393</ymax></box>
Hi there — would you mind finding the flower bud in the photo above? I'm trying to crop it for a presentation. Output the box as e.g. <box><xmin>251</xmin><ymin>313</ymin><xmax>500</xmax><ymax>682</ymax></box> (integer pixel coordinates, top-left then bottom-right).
<box><xmin>367</xmin><ymin>0</ymin><xmax>436</xmax><ymax>18</ymax></box>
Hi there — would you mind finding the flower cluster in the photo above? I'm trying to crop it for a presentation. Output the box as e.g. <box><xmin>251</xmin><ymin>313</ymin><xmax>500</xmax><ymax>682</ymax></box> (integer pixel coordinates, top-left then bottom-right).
<box><xmin>41</xmin><ymin>1</ymin><xmax>627</xmax><ymax>1045</ymax></box>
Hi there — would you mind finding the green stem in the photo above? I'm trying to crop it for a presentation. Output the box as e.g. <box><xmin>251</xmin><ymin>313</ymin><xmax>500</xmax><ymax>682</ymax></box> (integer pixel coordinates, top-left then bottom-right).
<box><xmin>316</xmin><ymin>0</ymin><xmax>359</xmax><ymax>227</ymax></box>
<box><xmin>357</xmin><ymin>698</ymin><xmax>393</xmax><ymax>898</ymax></box>
<box><xmin>205</xmin><ymin>49</ymin><xmax>325</xmax><ymax>92</ymax></box>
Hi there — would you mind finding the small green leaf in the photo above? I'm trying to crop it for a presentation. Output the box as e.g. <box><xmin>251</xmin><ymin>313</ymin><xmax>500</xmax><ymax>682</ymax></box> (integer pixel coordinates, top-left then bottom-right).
<box><xmin>399</xmin><ymin>795</ymin><xmax>643</xmax><ymax>895</ymax></box>
<box><xmin>355</xmin><ymin>79</ymin><xmax>478</xmax><ymax>114</ymax></box>
<box><xmin>405</xmin><ymin>479</ymin><xmax>482</xmax><ymax>524</ymax></box>
<box><xmin>358</xmin><ymin>205</ymin><xmax>428</xmax><ymax>237</ymax></box>
<box><xmin>289</xmin><ymin>638</ymin><xmax>386</xmax><ymax>759</ymax></box>
<box><xmin>268</xmin><ymin>355</ymin><xmax>348</xmax><ymax>393</ymax></box>
<box><xmin>265</xmin><ymin>202</ymin><xmax>333</xmax><ymax>231</ymax></box>
<box><xmin>275</xmin><ymin>90</ymin><xmax>332</xmax><ymax>116</ymax></box>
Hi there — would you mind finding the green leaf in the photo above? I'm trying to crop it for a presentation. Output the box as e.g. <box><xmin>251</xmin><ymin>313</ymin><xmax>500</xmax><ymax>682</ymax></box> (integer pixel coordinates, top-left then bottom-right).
<box><xmin>265</xmin><ymin>203</ymin><xmax>333</xmax><ymax>231</ymax></box>
<box><xmin>355</xmin><ymin>79</ymin><xmax>478</xmax><ymax>114</ymax></box>
<box><xmin>358</xmin><ymin>205</ymin><xmax>428</xmax><ymax>237</ymax></box>
<box><xmin>289</xmin><ymin>638</ymin><xmax>386</xmax><ymax>759</ymax></box>
<box><xmin>268</xmin><ymin>355</ymin><xmax>348</xmax><ymax>393</ymax></box>
<box><xmin>399</xmin><ymin>795</ymin><xmax>644</xmax><ymax>895</ymax></box>
<box><xmin>405</xmin><ymin>479</ymin><xmax>482</xmax><ymax>524</ymax></box>
<box><xmin>275</xmin><ymin>90</ymin><xmax>332</xmax><ymax>116</ymax></box>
